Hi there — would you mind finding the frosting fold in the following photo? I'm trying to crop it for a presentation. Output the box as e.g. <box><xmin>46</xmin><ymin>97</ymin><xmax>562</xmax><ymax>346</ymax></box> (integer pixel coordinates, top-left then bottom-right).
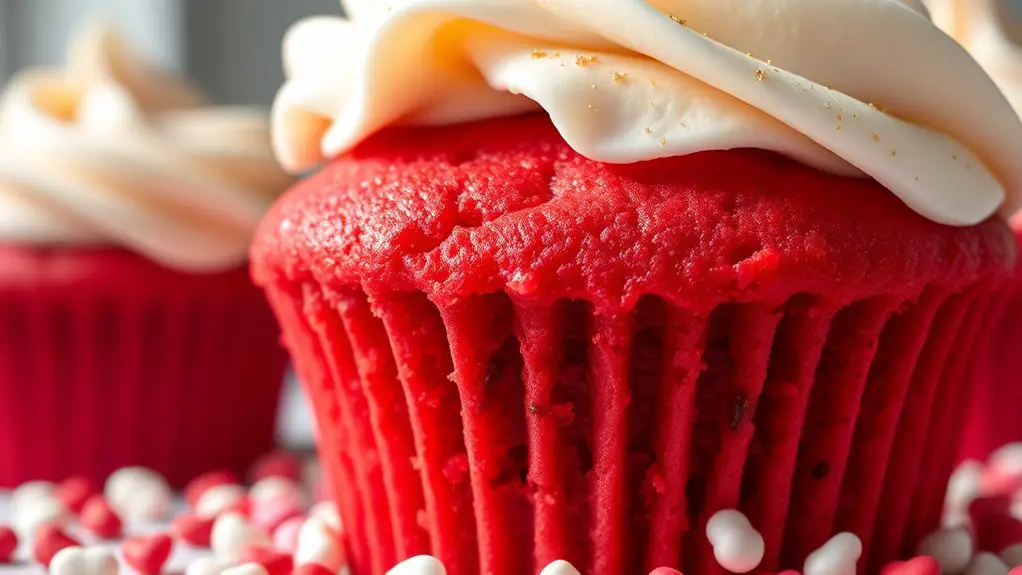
<box><xmin>0</xmin><ymin>24</ymin><xmax>293</xmax><ymax>271</ymax></box>
<box><xmin>275</xmin><ymin>0</ymin><xmax>1022</xmax><ymax>226</ymax></box>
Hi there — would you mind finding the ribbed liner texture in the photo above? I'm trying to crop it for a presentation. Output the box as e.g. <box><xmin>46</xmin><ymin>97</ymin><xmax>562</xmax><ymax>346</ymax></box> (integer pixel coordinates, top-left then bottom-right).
<box><xmin>268</xmin><ymin>280</ymin><xmax>995</xmax><ymax>575</ymax></box>
<box><xmin>959</xmin><ymin>233</ymin><xmax>1022</xmax><ymax>462</ymax></box>
<box><xmin>0</xmin><ymin>277</ymin><xmax>289</xmax><ymax>487</ymax></box>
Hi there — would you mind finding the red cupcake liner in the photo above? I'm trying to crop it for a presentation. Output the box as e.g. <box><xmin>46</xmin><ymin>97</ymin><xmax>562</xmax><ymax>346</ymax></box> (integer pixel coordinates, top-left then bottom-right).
<box><xmin>0</xmin><ymin>247</ymin><xmax>288</xmax><ymax>487</ymax></box>
<box><xmin>265</xmin><ymin>276</ymin><xmax>1000</xmax><ymax>575</ymax></box>
<box><xmin>960</xmin><ymin>231</ymin><xmax>1022</xmax><ymax>463</ymax></box>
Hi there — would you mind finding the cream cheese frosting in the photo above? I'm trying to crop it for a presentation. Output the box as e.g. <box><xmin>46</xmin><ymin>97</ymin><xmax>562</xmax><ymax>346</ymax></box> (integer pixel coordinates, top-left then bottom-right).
<box><xmin>273</xmin><ymin>0</ymin><xmax>1022</xmax><ymax>226</ymax></box>
<box><xmin>0</xmin><ymin>24</ymin><xmax>293</xmax><ymax>271</ymax></box>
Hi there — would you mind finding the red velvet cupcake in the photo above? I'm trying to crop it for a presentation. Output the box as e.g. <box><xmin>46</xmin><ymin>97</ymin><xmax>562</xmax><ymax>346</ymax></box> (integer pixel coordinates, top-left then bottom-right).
<box><xmin>0</xmin><ymin>26</ymin><xmax>292</xmax><ymax>486</ymax></box>
<box><xmin>928</xmin><ymin>0</ymin><xmax>1022</xmax><ymax>461</ymax></box>
<box><xmin>255</xmin><ymin>2</ymin><xmax>1022</xmax><ymax>574</ymax></box>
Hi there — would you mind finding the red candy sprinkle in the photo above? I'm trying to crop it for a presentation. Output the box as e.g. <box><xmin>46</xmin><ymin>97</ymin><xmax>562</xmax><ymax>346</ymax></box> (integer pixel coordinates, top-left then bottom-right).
<box><xmin>185</xmin><ymin>470</ymin><xmax>240</xmax><ymax>508</ymax></box>
<box><xmin>122</xmin><ymin>533</ymin><xmax>173</xmax><ymax>575</ymax></box>
<box><xmin>293</xmin><ymin>564</ymin><xmax>336</xmax><ymax>575</ymax></box>
<box><xmin>879</xmin><ymin>556</ymin><xmax>942</xmax><ymax>575</ymax></box>
<box><xmin>0</xmin><ymin>526</ymin><xmax>18</xmax><ymax>564</ymax></box>
<box><xmin>976</xmin><ymin>513</ymin><xmax>1022</xmax><ymax>553</ymax></box>
<box><xmin>1010</xmin><ymin>567</ymin><xmax>1022</xmax><ymax>575</ymax></box>
<box><xmin>174</xmin><ymin>513</ymin><xmax>216</xmax><ymax>547</ymax></box>
<box><xmin>32</xmin><ymin>524</ymin><xmax>79</xmax><ymax>567</ymax></box>
<box><xmin>250</xmin><ymin>451</ymin><xmax>303</xmax><ymax>483</ymax></box>
<box><xmin>80</xmin><ymin>495</ymin><xmax>122</xmax><ymax>540</ymax></box>
<box><xmin>240</xmin><ymin>544</ymin><xmax>294</xmax><ymax>575</ymax></box>
<box><xmin>55</xmin><ymin>476</ymin><xmax>96</xmax><ymax>514</ymax></box>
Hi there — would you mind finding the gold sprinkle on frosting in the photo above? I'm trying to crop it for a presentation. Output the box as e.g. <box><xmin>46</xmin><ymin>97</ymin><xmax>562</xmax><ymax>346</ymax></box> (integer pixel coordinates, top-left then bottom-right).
<box><xmin>645</xmin><ymin>127</ymin><xmax>653</xmax><ymax>134</ymax></box>
<box><xmin>612</xmin><ymin>72</ymin><xmax>628</xmax><ymax>83</ymax></box>
<box><xmin>588</xmin><ymin>104</ymin><xmax>599</xmax><ymax>113</ymax></box>
<box><xmin>660</xmin><ymin>136</ymin><xmax>668</xmax><ymax>146</ymax></box>
<box><xmin>531</xmin><ymin>49</ymin><xmax>548</xmax><ymax>59</ymax></box>
<box><xmin>576</xmin><ymin>54</ymin><xmax>597</xmax><ymax>66</ymax></box>
<box><xmin>872</xmin><ymin>134</ymin><xmax>880</xmax><ymax>143</ymax></box>
<box><xmin>754</xmin><ymin>69</ymin><xmax>768</xmax><ymax>82</ymax></box>
<box><xmin>669</xmin><ymin>14</ymin><xmax>687</xmax><ymax>26</ymax></box>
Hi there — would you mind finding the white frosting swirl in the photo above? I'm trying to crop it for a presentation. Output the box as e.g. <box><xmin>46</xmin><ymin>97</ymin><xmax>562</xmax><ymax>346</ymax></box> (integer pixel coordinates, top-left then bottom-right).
<box><xmin>273</xmin><ymin>0</ymin><xmax>1022</xmax><ymax>226</ymax></box>
<box><xmin>0</xmin><ymin>24</ymin><xmax>293</xmax><ymax>271</ymax></box>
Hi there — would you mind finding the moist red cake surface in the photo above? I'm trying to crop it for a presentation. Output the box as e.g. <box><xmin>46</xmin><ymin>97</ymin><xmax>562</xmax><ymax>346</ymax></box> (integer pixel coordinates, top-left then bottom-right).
<box><xmin>252</xmin><ymin>114</ymin><xmax>1013</xmax><ymax>309</ymax></box>
<box><xmin>252</xmin><ymin>114</ymin><xmax>1015</xmax><ymax>575</ymax></box>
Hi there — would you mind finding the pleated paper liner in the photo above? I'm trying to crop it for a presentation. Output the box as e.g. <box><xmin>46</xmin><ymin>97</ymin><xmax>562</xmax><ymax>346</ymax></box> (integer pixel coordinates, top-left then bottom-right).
<box><xmin>960</xmin><ymin>231</ymin><xmax>1022</xmax><ymax>463</ymax></box>
<box><xmin>0</xmin><ymin>247</ymin><xmax>289</xmax><ymax>487</ymax></box>
<box><xmin>267</xmin><ymin>276</ymin><xmax>1000</xmax><ymax>575</ymax></box>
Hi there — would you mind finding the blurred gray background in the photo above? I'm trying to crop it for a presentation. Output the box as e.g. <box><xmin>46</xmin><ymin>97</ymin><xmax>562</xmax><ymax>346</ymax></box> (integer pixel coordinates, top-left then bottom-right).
<box><xmin>0</xmin><ymin>0</ymin><xmax>340</xmax><ymax>105</ymax></box>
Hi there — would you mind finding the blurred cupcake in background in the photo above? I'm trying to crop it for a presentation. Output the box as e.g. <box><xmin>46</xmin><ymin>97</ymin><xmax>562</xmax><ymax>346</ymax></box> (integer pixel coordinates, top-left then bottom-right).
<box><xmin>927</xmin><ymin>0</ymin><xmax>1022</xmax><ymax>461</ymax></box>
<box><xmin>0</xmin><ymin>23</ymin><xmax>294</xmax><ymax>487</ymax></box>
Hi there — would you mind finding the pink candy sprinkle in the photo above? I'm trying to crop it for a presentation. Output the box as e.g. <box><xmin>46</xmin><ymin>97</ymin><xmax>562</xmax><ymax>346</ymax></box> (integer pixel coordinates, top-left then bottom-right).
<box><xmin>80</xmin><ymin>495</ymin><xmax>122</xmax><ymax>540</ymax></box>
<box><xmin>878</xmin><ymin>556</ymin><xmax>941</xmax><ymax>575</ymax></box>
<box><xmin>251</xmin><ymin>494</ymin><xmax>305</xmax><ymax>533</ymax></box>
<box><xmin>55</xmin><ymin>476</ymin><xmax>96</xmax><ymax>514</ymax></box>
<box><xmin>185</xmin><ymin>471</ymin><xmax>241</xmax><ymax>508</ymax></box>
<box><xmin>272</xmin><ymin>515</ymin><xmax>306</xmax><ymax>553</ymax></box>
<box><xmin>173</xmin><ymin>513</ymin><xmax>216</xmax><ymax>548</ymax></box>
<box><xmin>239</xmin><ymin>544</ymin><xmax>294</xmax><ymax>575</ymax></box>
<box><xmin>648</xmin><ymin>568</ymin><xmax>683</xmax><ymax>575</ymax></box>
<box><xmin>32</xmin><ymin>524</ymin><xmax>79</xmax><ymax>568</ymax></box>
<box><xmin>250</xmin><ymin>452</ymin><xmax>302</xmax><ymax>484</ymax></box>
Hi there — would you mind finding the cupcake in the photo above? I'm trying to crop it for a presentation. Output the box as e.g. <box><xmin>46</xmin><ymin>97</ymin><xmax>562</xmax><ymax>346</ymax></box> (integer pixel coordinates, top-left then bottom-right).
<box><xmin>253</xmin><ymin>2</ymin><xmax>1022</xmax><ymax>574</ymax></box>
<box><xmin>0</xmin><ymin>25</ymin><xmax>293</xmax><ymax>487</ymax></box>
<box><xmin>926</xmin><ymin>0</ymin><xmax>1022</xmax><ymax>462</ymax></box>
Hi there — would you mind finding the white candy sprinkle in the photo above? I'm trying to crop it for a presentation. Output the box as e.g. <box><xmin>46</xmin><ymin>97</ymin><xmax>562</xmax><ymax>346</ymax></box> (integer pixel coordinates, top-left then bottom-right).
<box><xmin>965</xmin><ymin>552</ymin><xmax>1009</xmax><ymax>575</ymax></box>
<box><xmin>105</xmin><ymin>466</ymin><xmax>172</xmax><ymax>522</ymax></box>
<box><xmin>295</xmin><ymin>516</ymin><xmax>344</xmax><ymax>571</ymax></box>
<box><xmin>539</xmin><ymin>560</ymin><xmax>582</xmax><ymax>575</ymax></box>
<box><xmin>1002</xmin><ymin>543</ymin><xmax>1022</xmax><ymax>568</ymax></box>
<box><xmin>222</xmin><ymin>564</ymin><xmax>270</xmax><ymax>575</ymax></box>
<box><xmin>388</xmin><ymin>555</ymin><xmax>447</xmax><ymax>575</ymax></box>
<box><xmin>989</xmin><ymin>444</ymin><xmax>1022</xmax><ymax>477</ymax></box>
<box><xmin>947</xmin><ymin>460</ymin><xmax>985</xmax><ymax>509</ymax></box>
<box><xmin>309</xmin><ymin>501</ymin><xmax>342</xmax><ymax>531</ymax></box>
<box><xmin>11</xmin><ymin>481</ymin><xmax>55</xmax><ymax>512</ymax></box>
<box><xmin>49</xmin><ymin>546</ymin><xmax>118</xmax><ymax>575</ymax></box>
<box><xmin>249</xmin><ymin>477</ymin><xmax>305</xmax><ymax>505</ymax></box>
<box><xmin>211</xmin><ymin>512</ymin><xmax>271</xmax><ymax>563</ymax></box>
<box><xmin>196</xmin><ymin>484</ymin><xmax>248</xmax><ymax>517</ymax></box>
<box><xmin>13</xmin><ymin>495</ymin><xmax>70</xmax><ymax>538</ymax></box>
<box><xmin>804</xmin><ymin>532</ymin><xmax>862</xmax><ymax>575</ymax></box>
<box><xmin>186</xmin><ymin>556</ymin><xmax>236</xmax><ymax>575</ymax></box>
<box><xmin>917</xmin><ymin>526</ymin><xmax>973</xmax><ymax>573</ymax></box>
<box><xmin>706</xmin><ymin>509</ymin><xmax>765</xmax><ymax>573</ymax></box>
